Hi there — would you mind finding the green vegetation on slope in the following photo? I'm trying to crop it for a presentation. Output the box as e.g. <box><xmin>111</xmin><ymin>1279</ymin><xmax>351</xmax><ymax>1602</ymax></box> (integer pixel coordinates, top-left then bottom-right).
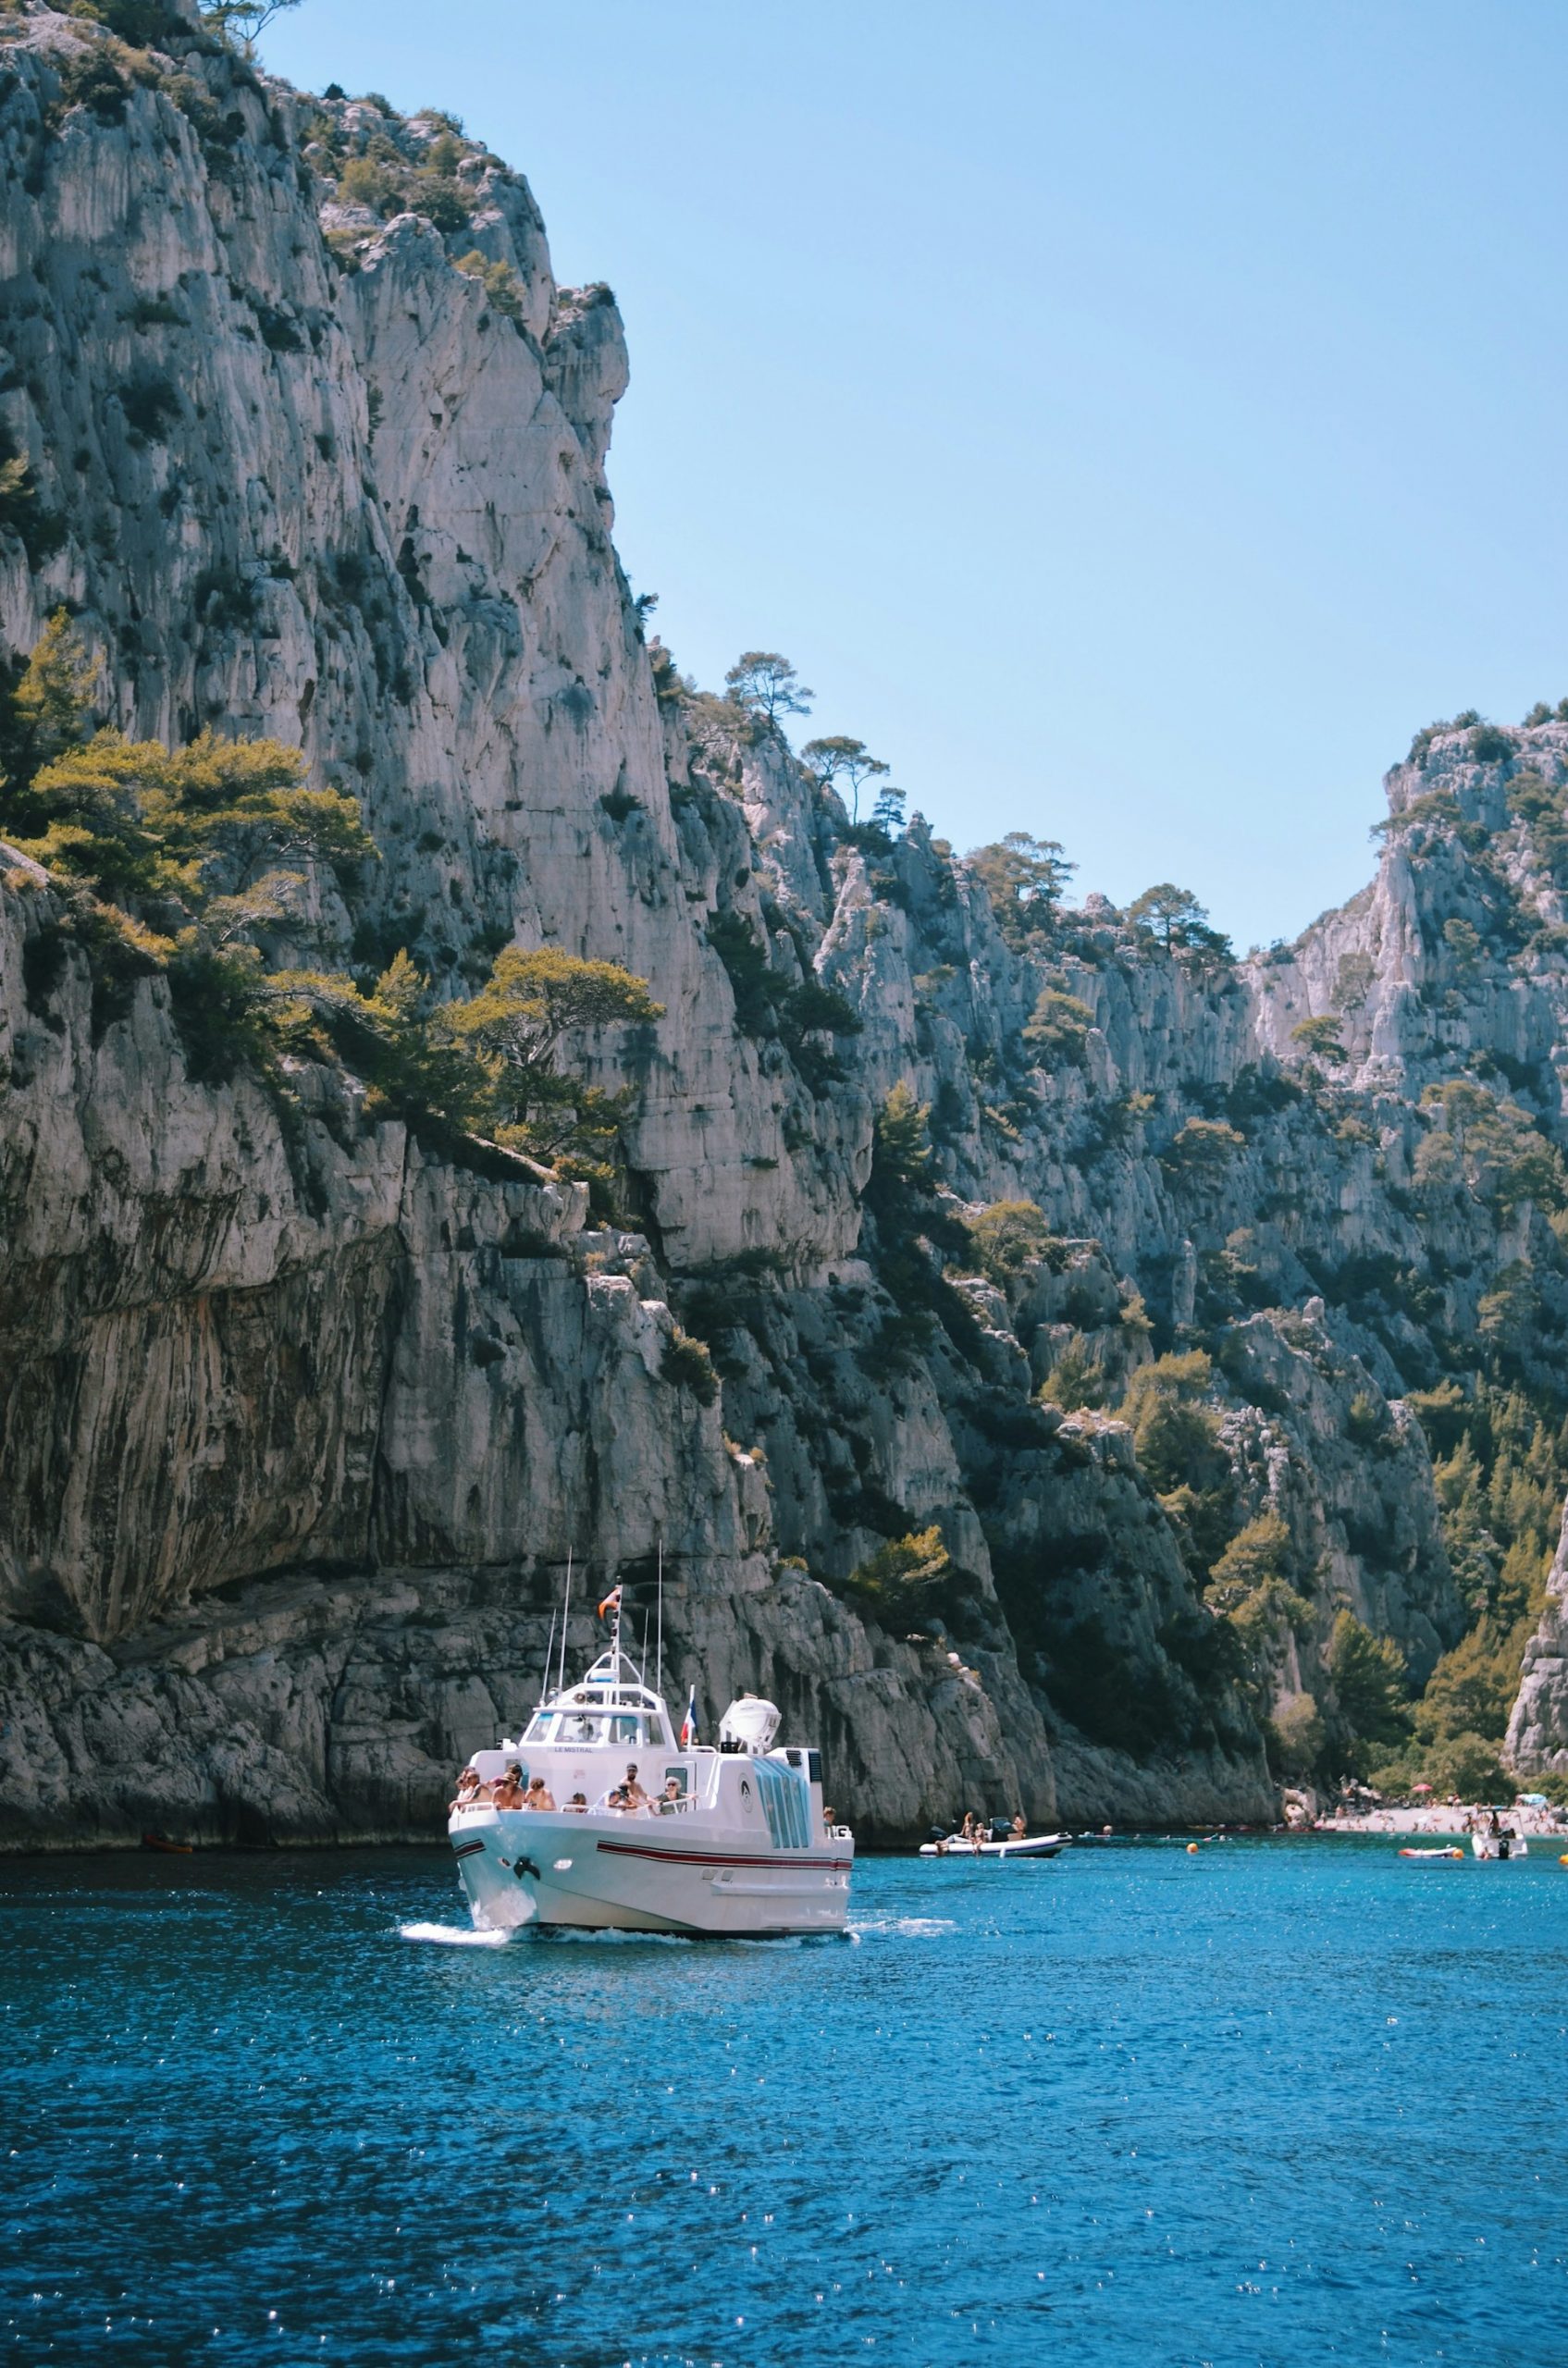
<box><xmin>0</xmin><ymin>615</ymin><xmax>661</xmax><ymax>1182</ymax></box>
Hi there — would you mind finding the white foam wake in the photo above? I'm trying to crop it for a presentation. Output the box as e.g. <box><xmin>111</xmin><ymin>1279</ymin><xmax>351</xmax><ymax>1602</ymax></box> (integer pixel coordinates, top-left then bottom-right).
<box><xmin>849</xmin><ymin>1915</ymin><xmax>957</xmax><ymax>1938</ymax></box>
<box><xmin>398</xmin><ymin>1919</ymin><xmax>512</xmax><ymax>1947</ymax></box>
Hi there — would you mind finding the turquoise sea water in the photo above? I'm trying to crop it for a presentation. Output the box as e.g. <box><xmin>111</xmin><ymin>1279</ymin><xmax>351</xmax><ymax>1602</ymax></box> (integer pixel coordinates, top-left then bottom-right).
<box><xmin>2</xmin><ymin>1837</ymin><xmax>1565</xmax><ymax>2366</ymax></box>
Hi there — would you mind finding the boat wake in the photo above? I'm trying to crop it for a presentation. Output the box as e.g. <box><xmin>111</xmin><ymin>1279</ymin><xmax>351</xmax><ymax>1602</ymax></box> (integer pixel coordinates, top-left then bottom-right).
<box><xmin>398</xmin><ymin>1920</ymin><xmax>512</xmax><ymax>1948</ymax></box>
<box><xmin>542</xmin><ymin>1924</ymin><xmax>695</xmax><ymax>1946</ymax></box>
<box><xmin>850</xmin><ymin>1914</ymin><xmax>957</xmax><ymax>1938</ymax></box>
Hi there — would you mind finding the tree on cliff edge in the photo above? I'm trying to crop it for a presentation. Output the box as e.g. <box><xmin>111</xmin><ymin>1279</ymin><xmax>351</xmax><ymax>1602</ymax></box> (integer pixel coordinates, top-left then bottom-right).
<box><xmin>724</xmin><ymin>651</ymin><xmax>813</xmax><ymax>728</ymax></box>
<box><xmin>202</xmin><ymin>0</ymin><xmax>302</xmax><ymax>58</ymax></box>
<box><xmin>967</xmin><ymin>832</ymin><xmax>1074</xmax><ymax>949</ymax></box>
<box><xmin>801</xmin><ymin>734</ymin><xmax>888</xmax><ymax>822</ymax></box>
<box><xmin>1128</xmin><ymin>882</ymin><xmax>1234</xmax><ymax>968</ymax></box>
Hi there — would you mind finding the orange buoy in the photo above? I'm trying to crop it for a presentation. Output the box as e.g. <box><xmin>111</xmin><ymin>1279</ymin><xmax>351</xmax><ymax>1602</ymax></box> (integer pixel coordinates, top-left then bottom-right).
<box><xmin>1186</xmin><ymin>1842</ymin><xmax>1200</xmax><ymax>1855</ymax></box>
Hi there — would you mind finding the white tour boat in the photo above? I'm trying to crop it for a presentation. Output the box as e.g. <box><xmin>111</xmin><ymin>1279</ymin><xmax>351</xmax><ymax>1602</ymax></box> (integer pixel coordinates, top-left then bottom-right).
<box><xmin>448</xmin><ymin>1620</ymin><xmax>853</xmax><ymax>1937</ymax></box>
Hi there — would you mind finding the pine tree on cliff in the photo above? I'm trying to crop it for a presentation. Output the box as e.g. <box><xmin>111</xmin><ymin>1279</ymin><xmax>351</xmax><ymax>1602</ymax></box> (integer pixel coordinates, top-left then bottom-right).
<box><xmin>724</xmin><ymin>651</ymin><xmax>813</xmax><ymax>728</ymax></box>
<box><xmin>801</xmin><ymin>734</ymin><xmax>887</xmax><ymax>822</ymax></box>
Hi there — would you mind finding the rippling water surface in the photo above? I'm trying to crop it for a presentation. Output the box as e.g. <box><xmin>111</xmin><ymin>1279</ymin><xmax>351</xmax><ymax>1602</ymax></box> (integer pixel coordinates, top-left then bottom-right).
<box><xmin>3</xmin><ymin>1837</ymin><xmax>1565</xmax><ymax>2364</ymax></box>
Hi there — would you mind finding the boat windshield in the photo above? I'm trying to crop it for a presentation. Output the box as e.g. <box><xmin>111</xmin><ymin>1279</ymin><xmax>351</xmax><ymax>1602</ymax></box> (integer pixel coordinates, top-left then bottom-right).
<box><xmin>524</xmin><ymin>1710</ymin><xmax>664</xmax><ymax>1746</ymax></box>
<box><xmin>522</xmin><ymin>1649</ymin><xmax>674</xmax><ymax>1746</ymax></box>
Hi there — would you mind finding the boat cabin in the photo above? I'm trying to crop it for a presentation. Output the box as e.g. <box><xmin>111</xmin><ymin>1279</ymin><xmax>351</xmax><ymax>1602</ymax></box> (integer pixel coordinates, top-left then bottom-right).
<box><xmin>460</xmin><ymin>1648</ymin><xmax>835</xmax><ymax>1847</ymax></box>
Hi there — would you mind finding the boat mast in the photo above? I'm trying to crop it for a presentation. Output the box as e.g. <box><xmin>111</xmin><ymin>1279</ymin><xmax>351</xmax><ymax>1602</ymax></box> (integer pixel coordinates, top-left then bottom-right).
<box><xmin>557</xmin><ymin>1543</ymin><xmax>574</xmax><ymax>1696</ymax></box>
<box><xmin>537</xmin><ymin>1608</ymin><xmax>557</xmax><ymax>1709</ymax></box>
<box><xmin>655</xmin><ymin>1536</ymin><xmax>663</xmax><ymax>1701</ymax></box>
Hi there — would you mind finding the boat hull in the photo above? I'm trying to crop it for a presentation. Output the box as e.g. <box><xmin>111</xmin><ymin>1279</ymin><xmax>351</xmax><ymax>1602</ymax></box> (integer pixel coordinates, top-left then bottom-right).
<box><xmin>1472</xmin><ymin>1834</ymin><xmax>1528</xmax><ymax>1859</ymax></box>
<box><xmin>451</xmin><ymin>1808</ymin><xmax>853</xmax><ymax>1936</ymax></box>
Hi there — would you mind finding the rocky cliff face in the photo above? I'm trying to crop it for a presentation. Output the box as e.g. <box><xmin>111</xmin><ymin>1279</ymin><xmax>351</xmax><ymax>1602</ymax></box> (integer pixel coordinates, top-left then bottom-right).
<box><xmin>1</xmin><ymin>1</ymin><xmax>1562</xmax><ymax>1848</ymax></box>
<box><xmin>1507</xmin><ymin>1502</ymin><xmax>1568</xmax><ymax>1776</ymax></box>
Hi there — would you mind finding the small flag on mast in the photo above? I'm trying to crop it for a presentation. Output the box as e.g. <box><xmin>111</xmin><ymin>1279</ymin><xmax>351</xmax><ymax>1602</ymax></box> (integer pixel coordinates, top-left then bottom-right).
<box><xmin>596</xmin><ymin>1585</ymin><xmax>623</xmax><ymax>1622</ymax></box>
<box><xmin>679</xmin><ymin>1686</ymin><xmax>698</xmax><ymax>1747</ymax></box>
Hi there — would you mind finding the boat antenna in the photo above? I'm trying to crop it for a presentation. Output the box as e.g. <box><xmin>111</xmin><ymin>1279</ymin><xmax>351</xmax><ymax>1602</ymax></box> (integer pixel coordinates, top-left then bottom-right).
<box><xmin>558</xmin><ymin>1540</ymin><xmax>573</xmax><ymax>1696</ymax></box>
<box><xmin>537</xmin><ymin>1607</ymin><xmax>557</xmax><ymax>1709</ymax></box>
<box><xmin>655</xmin><ymin>1534</ymin><xmax>663</xmax><ymax>1701</ymax></box>
<box><xmin>638</xmin><ymin>1603</ymin><xmax>650</xmax><ymax>1685</ymax></box>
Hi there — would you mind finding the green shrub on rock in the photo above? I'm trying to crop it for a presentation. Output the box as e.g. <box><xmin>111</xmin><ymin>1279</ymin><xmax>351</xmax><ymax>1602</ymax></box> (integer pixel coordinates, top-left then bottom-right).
<box><xmin>968</xmin><ymin>1199</ymin><xmax>1055</xmax><ymax>1283</ymax></box>
<box><xmin>1161</xmin><ymin>1116</ymin><xmax>1246</xmax><ymax>1182</ymax></box>
<box><xmin>1290</xmin><ymin>1013</ymin><xmax>1347</xmax><ymax>1066</ymax></box>
<box><xmin>1266</xmin><ymin>1692</ymin><xmax>1327</xmax><ymax>1781</ymax></box>
<box><xmin>454</xmin><ymin>249</ymin><xmax>525</xmax><ymax>319</ymax></box>
<box><xmin>842</xmin><ymin>1527</ymin><xmax>955</xmax><ymax>1631</ymax></box>
<box><xmin>1023</xmin><ymin>987</ymin><xmax>1093</xmax><ymax>1067</ymax></box>
<box><xmin>661</xmin><ymin>1327</ymin><xmax>719</xmax><ymax>1406</ymax></box>
<box><xmin>1037</xmin><ymin>1337</ymin><xmax>1106</xmax><ymax>1412</ymax></box>
<box><xmin>1121</xmin><ymin>1352</ymin><xmax>1222</xmax><ymax>1486</ymax></box>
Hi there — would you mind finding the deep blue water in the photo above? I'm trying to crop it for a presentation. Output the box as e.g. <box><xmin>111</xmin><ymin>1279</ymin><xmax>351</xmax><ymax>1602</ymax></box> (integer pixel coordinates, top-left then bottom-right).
<box><xmin>2</xmin><ymin>1837</ymin><xmax>1565</xmax><ymax>2367</ymax></box>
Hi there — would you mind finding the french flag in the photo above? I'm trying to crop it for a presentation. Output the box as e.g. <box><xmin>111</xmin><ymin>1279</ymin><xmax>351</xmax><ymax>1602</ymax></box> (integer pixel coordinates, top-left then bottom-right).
<box><xmin>679</xmin><ymin>1687</ymin><xmax>698</xmax><ymax>1747</ymax></box>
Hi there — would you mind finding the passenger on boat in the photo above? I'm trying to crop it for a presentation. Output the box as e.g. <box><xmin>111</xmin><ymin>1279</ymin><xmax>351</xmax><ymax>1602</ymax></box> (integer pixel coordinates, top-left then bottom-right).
<box><xmin>959</xmin><ymin>1811</ymin><xmax>978</xmax><ymax>1843</ymax></box>
<box><xmin>525</xmin><ymin>1775</ymin><xmax>557</xmax><ymax>1811</ymax></box>
<box><xmin>606</xmin><ymin>1782</ymin><xmax>632</xmax><ymax>1811</ymax></box>
<box><xmin>657</xmin><ymin>1779</ymin><xmax>684</xmax><ymax>1814</ymax></box>
<box><xmin>623</xmin><ymin>1764</ymin><xmax>649</xmax><ymax>1807</ymax></box>
<box><xmin>565</xmin><ymin>1792</ymin><xmax>589</xmax><ymax>1813</ymax></box>
<box><xmin>492</xmin><ymin>1764</ymin><xmax>526</xmax><ymax>1808</ymax></box>
<box><xmin>1010</xmin><ymin>1812</ymin><xmax>1027</xmax><ymax>1841</ymax></box>
<box><xmin>451</xmin><ymin>1767</ymin><xmax>481</xmax><ymax>1810</ymax></box>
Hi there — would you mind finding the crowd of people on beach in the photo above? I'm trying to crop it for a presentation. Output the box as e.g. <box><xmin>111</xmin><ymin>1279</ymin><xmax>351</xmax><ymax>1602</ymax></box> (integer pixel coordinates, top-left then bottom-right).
<box><xmin>1315</xmin><ymin>1787</ymin><xmax>1567</xmax><ymax>1838</ymax></box>
<box><xmin>450</xmin><ymin>1761</ymin><xmax>686</xmax><ymax>1817</ymax></box>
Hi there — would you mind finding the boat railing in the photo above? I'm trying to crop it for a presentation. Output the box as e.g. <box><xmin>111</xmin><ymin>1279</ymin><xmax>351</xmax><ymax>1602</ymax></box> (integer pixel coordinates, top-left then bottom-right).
<box><xmin>587</xmin><ymin>1790</ymin><xmax>704</xmax><ymax>1818</ymax></box>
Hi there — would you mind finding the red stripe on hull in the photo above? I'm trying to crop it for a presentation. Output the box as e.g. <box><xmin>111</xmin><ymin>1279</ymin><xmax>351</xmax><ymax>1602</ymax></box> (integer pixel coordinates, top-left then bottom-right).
<box><xmin>595</xmin><ymin>1841</ymin><xmax>851</xmax><ymax>1870</ymax></box>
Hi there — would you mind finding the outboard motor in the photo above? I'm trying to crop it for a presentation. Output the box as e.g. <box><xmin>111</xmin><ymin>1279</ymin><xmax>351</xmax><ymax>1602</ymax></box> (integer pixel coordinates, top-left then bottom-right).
<box><xmin>718</xmin><ymin>1694</ymin><xmax>782</xmax><ymax>1755</ymax></box>
<box><xmin>990</xmin><ymin>1817</ymin><xmax>1013</xmax><ymax>1844</ymax></box>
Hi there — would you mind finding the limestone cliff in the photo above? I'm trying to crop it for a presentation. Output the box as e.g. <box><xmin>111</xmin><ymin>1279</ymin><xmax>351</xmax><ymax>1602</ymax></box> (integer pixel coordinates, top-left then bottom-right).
<box><xmin>1506</xmin><ymin>1501</ymin><xmax>1568</xmax><ymax>1775</ymax></box>
<box><xmin>0</xmin><ymin>1</ymin><xmax>1561</xmax><ymax>1847</ymax></box>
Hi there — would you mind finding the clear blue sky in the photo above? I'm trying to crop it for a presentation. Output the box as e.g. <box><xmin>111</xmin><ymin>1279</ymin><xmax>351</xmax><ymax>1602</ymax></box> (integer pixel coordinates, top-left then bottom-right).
<box><xmin>265</xmin><ymin>1</ymin><xmax>1567</xmax><ymax>949</ymax></box>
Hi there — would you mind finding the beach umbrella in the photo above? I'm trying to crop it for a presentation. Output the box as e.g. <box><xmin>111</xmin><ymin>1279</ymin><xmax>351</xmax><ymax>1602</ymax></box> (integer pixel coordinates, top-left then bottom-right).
<box><xmin>1517</xmin><ymin>1793</ymin><xmax>1549</xmax><ymax>1807</ymax></box>
<box><xmin>1411</xmin><ymin>1782</ymin><xmax>1433</xmax><ymax>1794</ymax></box>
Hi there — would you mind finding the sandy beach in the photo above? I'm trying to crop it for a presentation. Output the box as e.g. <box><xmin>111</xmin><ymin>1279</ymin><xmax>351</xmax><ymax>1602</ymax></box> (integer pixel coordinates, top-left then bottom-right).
<box><xmin>1315</xmin><ymin>1803</ymin><xmax>1568</xmax><ymax>1838</ymax></box>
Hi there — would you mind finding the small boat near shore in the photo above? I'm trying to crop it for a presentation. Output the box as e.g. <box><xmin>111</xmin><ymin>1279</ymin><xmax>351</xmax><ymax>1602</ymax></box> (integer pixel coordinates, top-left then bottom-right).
<box><xmin>1398</xmin><ymin>1845</ymin><xmax>1464</xmax><ymax>1860</ymax></box>
<box><xmin>449</xmin><ymin>1621</ymin><xmax>852</xmax><ymax>1938</ymax></box>
<box><xmin>918</xmin><ymin>1832</ymin><xmax>1070</xmax><ymax>1859</ymax></box>
<box><xmin>1472</xmin><ymin>1831</ymin><xmax>1528</xmax><ymax>1860</ymax></box>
